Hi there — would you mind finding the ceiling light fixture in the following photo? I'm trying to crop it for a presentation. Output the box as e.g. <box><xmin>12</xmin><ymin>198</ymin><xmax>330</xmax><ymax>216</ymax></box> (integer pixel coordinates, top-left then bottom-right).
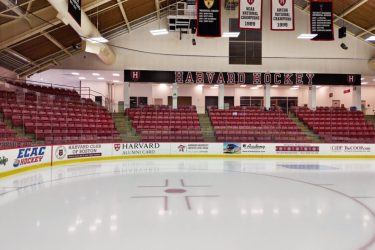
<box><xmin>240</xmin><ymin>85</ymin><xmax>246</xmax><ymax>87</ymax></box>
<box><xmin>150</xmin><ymin>29</ymin><xmax>169</xmax><ymax>36</ymax></box>
<box><xmin>222</xmin><ymin>32</ymin><xmax>240</xmax><ymax>38</ymax></box>
<box><xmin>297</xmin><ymin>33</ymin><xmax>318</xmax><ymax>39</ymax></box>
<box><xmin>112</xmin><ymin>73</ymin><xmax>120</xmax><ymax>77</ymax></box>
<box><xmin>92</xmin><ymin>73</ymin><xmax>100</xmax><ymax>76</ymax></box>
<box><xmin>71</xmin><ymin>72</ymin><xmax>79</xmax><ymax>76</ymax></box>
<box><xmin>78</xmin><ymin>77</ymin><xmax>86</xmax><ymax>80</ymax></box>
<box><xmin>361</xmin><ymin>82</ymin><xmax>368</xmax><ymax>85</ymax></box>
<box><xmin>365</xmin><ymin>36</ymin><xmax>375</xmax><ymax>42</ymax></box>
<box><xmin>97</xmin><ymin>77</ymin><xmax>105</xmax><ymax>80</ymax></box>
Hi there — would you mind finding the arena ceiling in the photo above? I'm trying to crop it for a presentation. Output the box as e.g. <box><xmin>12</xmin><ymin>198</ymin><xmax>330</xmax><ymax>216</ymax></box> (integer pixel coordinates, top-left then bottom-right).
<box><xmin>0</xmin><ymin>0</ymin><xmax>374</xmax><ymax>78</ymax></box>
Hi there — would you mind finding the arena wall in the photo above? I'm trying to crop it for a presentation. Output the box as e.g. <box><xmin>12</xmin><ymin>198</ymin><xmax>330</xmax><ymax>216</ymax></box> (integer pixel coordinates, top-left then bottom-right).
<box><xmin>1</xmin><ymin>143</ymin><xmax>374</xmax><ymax>179</ymax></box>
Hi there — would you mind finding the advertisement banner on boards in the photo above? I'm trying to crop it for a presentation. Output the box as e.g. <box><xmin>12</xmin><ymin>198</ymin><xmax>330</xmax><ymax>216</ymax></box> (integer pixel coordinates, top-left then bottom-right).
<box><xmin>0</xmin><ymin>146</ymin><xmax>51</xmax><ymax>174</ymax></box>
<box><xmin>170</xmin><ymin>143</ymin><xmax>222</xmax><ymax>154</ymax></box>
<box><xmin>196</xmin><ymin>0</ymin><xmax>221</xmax><ymax>37</ymax></box>
<box><xmin>271</xmin><ymin>0</ymin><xmax>294</xmax><ymax>31</ymax></box>
<box><xmin>53</xmin><ymin>144</ymin><xmax>113</xmax><ymax>162</ymax></box>
<box><xmin>239</xmin><ymin>0</ymin><xmax>262</xmax><ymax>30</ymax></box>
<box><xmin>310</xmin><ymin>0</ymin><xmax>334</xmax><ymax>41</ymax></box>
<box><xmin>113</xmin><ymin>143</ymin><xmax>170</xmax><ymax>156</ymax></box>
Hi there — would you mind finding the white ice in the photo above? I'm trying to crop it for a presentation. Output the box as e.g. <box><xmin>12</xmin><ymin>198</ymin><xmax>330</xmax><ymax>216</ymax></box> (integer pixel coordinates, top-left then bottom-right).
<box><xmin>0</xmin><ymin>158</ymin><xmax>375</xmax><ymax>250</ymax></box>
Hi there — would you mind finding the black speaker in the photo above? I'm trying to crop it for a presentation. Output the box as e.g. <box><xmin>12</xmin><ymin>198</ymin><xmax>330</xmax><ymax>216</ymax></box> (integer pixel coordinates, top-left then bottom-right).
<box><xmin>339</xmin><ymin>27</ymin><xmax>347</xmax><ymax>39</ymax></box>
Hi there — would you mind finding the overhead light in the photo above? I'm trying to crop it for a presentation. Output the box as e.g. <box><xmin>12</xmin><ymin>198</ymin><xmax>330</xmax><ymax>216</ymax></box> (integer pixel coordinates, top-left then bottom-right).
<box><xmin>240</xmin><ymin>85</ymin><xmax>246</xmax><ymax>87</ymax></box>
<box><xmin>210</xmin><ymin>86</ymin><xmax>218</xmax><ymax>89</ymax></box>
<box><xmin>316</xmin><ymin>85</ymin><xmax>321</xmax><ymax>88</ymax></box>
<box><xmin>361</xmin><ymin>82</ymin><xmax>368</xmax><ymax>85</ymax></box>
<box><xmin>365</xmin><ymin>36</ymin><xmax>375</xmax><ymax>42</ymax></box>
<box><xmin>250</xmin><ymin>87</ymin><xmax>258</xmax><ymax>90</ymax></box>
<box><xmin>222</xmin><ymin>32</ymin><xmax>240</xmax><ymax>38</ymax></box>
<box><xmin>71</xmin><ymin>72</ymin><xmax>80</xmax><ymax>76</ymax></box>
<box><xmin>113</xmin><ymin>80</ymin><xmax>120</xmax><ymax>83</ymax></box>
<box><xmin>92</xmin><ymin>73</ymin><xmax>100</xmax><ymax>76</ymax></box>
<box><xmin>213</xmin><ymin>84</ymin><xmax>219</xmax><ymax>87</ymax></box>
<box><xmin>112</xmin><ymin>73</ymin><xmax>120</xmax><ymax>77</ymax></box>
<box><xmin>87</xmin><ymin>36</ymin><xmax>109</xmax><ymax>43</ymax></box>
<box><xmin>97</xmin><ymin>77</ymin><xmax>105</xmax><ymax>80</ymax></box>
<box><xmin>150</xmin><ymin>29</ymin><xmax>168</xmax><ymax>36</ymax></box>
<box><xmin>297</xmin><ymin>33</ymin><xmax>318</xmax><ymax>39</ymax></box>
<box><xmin>78</xmin><ymin>77</ymin><xmax>86</xmax><ymax>80</ymax></box>
<box><xmin>272</xmin><ymin>85</ymin><xmax>279</xmax><ymax>88</ymax></box>
<box><xmin>361</xmin><ymin>77</ymin><xmax>365</xmax><ymax>80</ymax></box>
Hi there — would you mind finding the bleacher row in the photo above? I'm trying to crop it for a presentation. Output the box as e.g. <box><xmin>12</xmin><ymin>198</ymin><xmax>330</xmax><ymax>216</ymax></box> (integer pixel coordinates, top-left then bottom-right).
<box><xmin>0</xmin><ymin>88</ymin><xmax>120</xmax><ymax>146</ymax></box>
<box><xmin>292</xmin><ymin>107</ymin><xmax>375</xmax><ymax>143</ymax></box>
<box><xmin>7</xmin><ymin>81</ymin><xmax>80</xmax><ymax>98</ymax></box>
<box><xmin>127</xmin><ymin>106</ymin><xmax>203</xmax><ymax>142</ymax></box>
<box><xmin>208</xmin><ymin>107</ymin><xmax>311</xmax><ymax>143</ymax></box>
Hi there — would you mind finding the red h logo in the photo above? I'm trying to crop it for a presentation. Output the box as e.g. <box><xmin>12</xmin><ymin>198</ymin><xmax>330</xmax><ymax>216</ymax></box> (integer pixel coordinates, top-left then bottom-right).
<box><xmin>131</xmin><ymin>71</ymin><xmax>140</xmax><ymax>81</ymax></box>
<box><xmin>347</xmin><ymin>75</ymin><xmax>355</xmax><ymax>84</ymax></box>
<box><xmin>279</xmin><ymin>0</ymin><xmax>287</xmax><ymax>6</ymax></box>
<box><xmin>247</xmin><ymin>0</ymin><xmax>254</xmax><ymax>5</ymax></box>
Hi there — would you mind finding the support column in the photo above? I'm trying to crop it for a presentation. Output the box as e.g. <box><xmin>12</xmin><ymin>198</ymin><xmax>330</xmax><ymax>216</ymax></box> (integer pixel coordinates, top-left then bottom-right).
<box><xmin>123</xmin><ymin>82</ymin><xmax>130</xmax><ymax>110</ymax></box>
<box><xmin>172</xmin><ymin>82</ymin><xmax>178</xmax><ymax>109</ymax></box>
<box><xmin>308</xmin><ymin>85</ymin><xmax>317</xmax><ymax>111</ymax></box>
<box><xmin>264</xmin><ymin>84</ymin><xmax>271</xmax><ymax>110</ymax></box>
<box><xmin>352</xmin><ymin>86</ymin><xmax>362</xmax><ymax>111</ymax></box>
<box><xmin>218</xmin><ymin>84</ymin><xmax>224</xmax><ymax>110</ymax></box>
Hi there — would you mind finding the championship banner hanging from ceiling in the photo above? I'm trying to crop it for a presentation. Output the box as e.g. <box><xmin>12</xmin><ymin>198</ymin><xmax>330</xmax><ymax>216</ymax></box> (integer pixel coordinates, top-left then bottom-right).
<box><xmin>239</xmin><ymin>0</ymin><xmax>262</xmax><ymax>30</ymax></box>
<box><xmin>310</xmin><ymin>0</ymin><xmax>334</xmax><ymax>40</ymax></box>
<box><xmin>196</xmin><ymin>0</ymin><xmax>221</xmax><ymax>37</ymax></box>
<box><xmin>271</xmin><ymin>0</ymin><xmax>294</xmax><ymax>30</ymax></box>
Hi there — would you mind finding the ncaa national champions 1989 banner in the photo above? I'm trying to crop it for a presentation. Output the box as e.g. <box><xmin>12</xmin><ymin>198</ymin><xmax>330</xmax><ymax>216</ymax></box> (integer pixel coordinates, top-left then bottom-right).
<box><xmin>196</xmin><ymin>0</ymin><xmax>221</xmax><ymax>37</ymax></box>
<box><xmin>239</xmin><ymin>0</ymin><xmax>262</xmax><ymax>30</ymax></box>
<box><xmin>271</xmin><ymin>0</ymin><xmax>294</xmax><ymax>30</ymax></box>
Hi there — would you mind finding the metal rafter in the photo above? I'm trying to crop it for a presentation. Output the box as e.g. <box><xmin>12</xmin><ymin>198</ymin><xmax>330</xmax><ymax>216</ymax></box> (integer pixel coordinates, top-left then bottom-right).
<box><xmin>41</xmin><ymin>31</ymin><xmax>72</xmax><ymax>56</ymax></box>
<box><xmin>155</xmin><ymin>0</ymin><xmax>160</xmax><ymax>19</ymax></box>
<box><xmin>116</xmin><ymin>0</ymin><xmax>131</xmax><ymax>32</ymax></box>
<box><xmin>0</xmin><ymin>0</ymin><xmax>32</xmax><ymax>26</ymax></box>
<box><xmin>334</xmin><ymin>0</ymin><xmax>368</xmax><ymax>22</ymax></box>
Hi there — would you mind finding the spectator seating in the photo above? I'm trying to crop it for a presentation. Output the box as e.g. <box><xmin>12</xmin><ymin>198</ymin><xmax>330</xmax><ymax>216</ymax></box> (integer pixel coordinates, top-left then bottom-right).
<box><xmin>0</xmin><ymin>90</ymin><xmax>120</xmax><ymax>145</ymax></box>
<box><xmin>0</xmin><ymin>120</ymin><xmax>32</xmax><ymax>149</ymax></box>
<box><xmin>127</xmin><ymin>105</ymin><xmax>203</xmax><ymax>142</ymax></box>
<box><xmin>7</xmin><ymin>80</ymin><xmax>80</xmax><ymax>98</ymax></box>
<box><xmin>209</xmin><ymin>107</ymin><xmax>310</xmax><ymax>143</ymax></box>
<box><xmin>292</xmin><ymin>106</ymin><xmax>375</xmax><ymax>143</ymax></box>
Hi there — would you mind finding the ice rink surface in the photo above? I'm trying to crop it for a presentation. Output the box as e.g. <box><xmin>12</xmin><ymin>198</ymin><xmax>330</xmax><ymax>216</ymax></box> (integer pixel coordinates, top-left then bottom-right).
<box><xmin>0</xmin><ymin>158</ymin><xmax>375</xmax><ymax>250</ymax></box>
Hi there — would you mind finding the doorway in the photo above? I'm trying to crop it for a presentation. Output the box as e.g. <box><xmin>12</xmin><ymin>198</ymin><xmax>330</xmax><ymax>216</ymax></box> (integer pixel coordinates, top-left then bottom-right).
<box><xmin>167</xmin><ymin>96</ymin><xmax>193</xmax><ymax>106</ymax></box>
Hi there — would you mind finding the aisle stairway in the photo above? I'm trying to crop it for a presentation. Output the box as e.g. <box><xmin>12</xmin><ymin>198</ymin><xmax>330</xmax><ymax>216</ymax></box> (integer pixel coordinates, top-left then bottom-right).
<box><xmin>112</xmin><ymin>113</ymin><xmax>140</xmax><ymax>142</ymax></box>
<box><xmin>198</xmin><ymin>113</ymin><xmax>216</xmax><ymax>142</ymax></box>
<box><xmin>1</xmin><ymin>113</ymin><xmax>36</xmax><ymax>143</ymax></box>
<box><xmin>365</xmin><ymin>115</ymin><xmax>375</xmax><ymax>128</ymax></box>
<box><xmin>288</xmin><ymin>112</ymin><xmax>321</xmax><ymax>143</ymax></box>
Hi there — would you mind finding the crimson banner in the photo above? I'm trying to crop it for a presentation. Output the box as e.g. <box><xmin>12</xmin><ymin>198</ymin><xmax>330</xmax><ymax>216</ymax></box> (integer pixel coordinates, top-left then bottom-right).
<box><xmin>271</xmin><ymin>0</ymin><xmax>294</xmax><ymax>31</ymax></box>
<box><xmin>310</xmin><ymin>0</ymin><xmax>334</xmax><ymax>41</ymax></box>
<box><xmin>239</xmin><ymin>0</ymin><xmax>262</xmax><ymax>30</ymax></box>
<box><xmin>196</xmin><ymin>0</ymin><xmax>221</xmax><ymax>37</ymax></box>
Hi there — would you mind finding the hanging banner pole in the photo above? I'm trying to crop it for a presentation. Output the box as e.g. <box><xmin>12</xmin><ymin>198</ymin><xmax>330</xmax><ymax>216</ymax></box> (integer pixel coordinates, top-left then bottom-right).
<box><xmin>196</xmin><ymin>0</ymin><xmax>222</xmax><ymax>37</ymax></box>
<box><xmin>310</xmin><ymin>0</ymin><xmax>334</xmax><ymax>41</ymax></box>
<box><xmin>271</xmin><ymin>0</ymin><xmax>295</xmax><ymax>31</ymax></box>
<box><xmin>239</xmin><ymin>0</ymin><xmax>263</xmax><ymax>30</ymax></box>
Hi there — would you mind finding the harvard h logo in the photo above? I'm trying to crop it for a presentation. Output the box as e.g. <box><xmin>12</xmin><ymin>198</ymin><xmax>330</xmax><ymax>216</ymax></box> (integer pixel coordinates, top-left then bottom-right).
<box><xmin>247</xmin><ymin>0</ymin><xmax>254</xmax><ymax>4</ymax></box>
<box><xmin>347</xmin><ymin>75</ymin><xmax>355</xmax><ymax>84</ymax></box>
<box><xmin>279</xmin><ymin>0</ymin><xmax>287</xmax><ymax>6</ymax></box>
<box><xmin>130</xmin><ymin>71</ymin><xmax>141</xmax><ymax>81</ymax></box>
